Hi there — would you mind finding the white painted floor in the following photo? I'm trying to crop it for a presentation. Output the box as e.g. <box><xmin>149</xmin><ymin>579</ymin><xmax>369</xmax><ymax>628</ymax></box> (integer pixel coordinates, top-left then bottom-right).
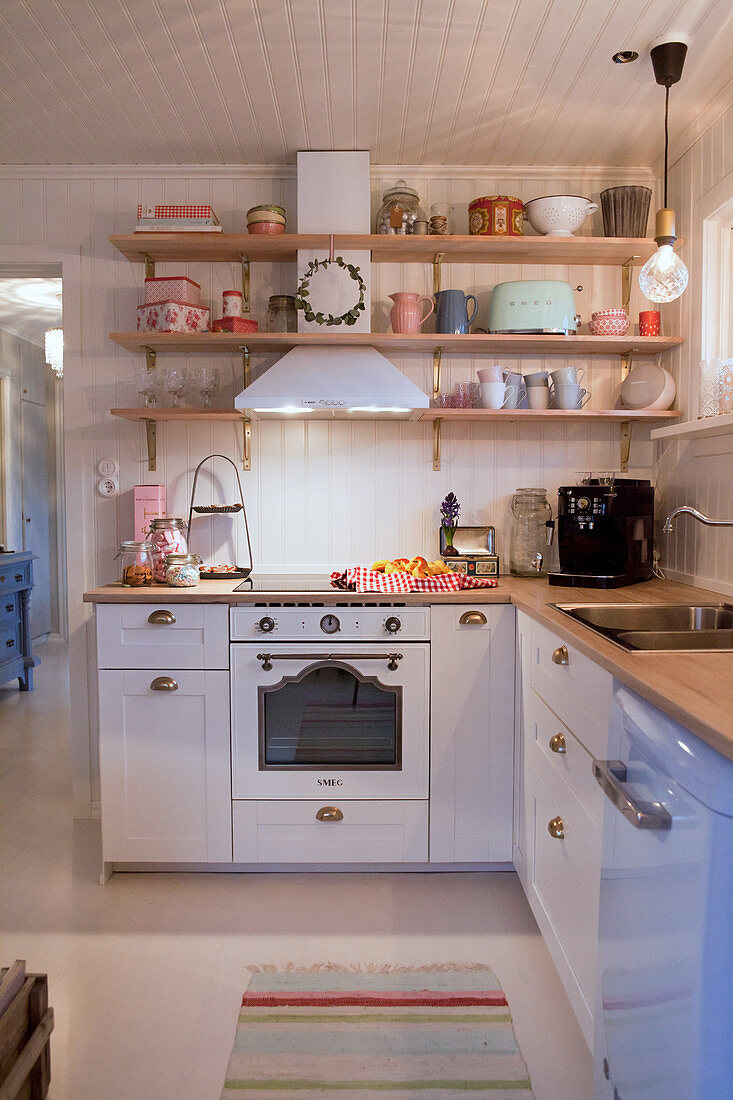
<box><xmin>0</xmin><ymin>643</ymin><xmax>592</xmax><ymax>1100</ymax></box>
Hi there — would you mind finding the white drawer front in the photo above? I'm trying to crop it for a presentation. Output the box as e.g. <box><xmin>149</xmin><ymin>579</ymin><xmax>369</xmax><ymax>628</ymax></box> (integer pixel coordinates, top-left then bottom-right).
<box><xmin>530</xmin><ymin>617</ymin><xmax>611</xmax><ymax>758</ymax></box>
<box><xmin>97</xmin><ymin>603</ymin><xmax>228</xmax><ymax>669</ymax></box>
<box><xmin>233</xmin><ymin>799</ymin><xmax>428</xmax><ymax>863</ymax></box>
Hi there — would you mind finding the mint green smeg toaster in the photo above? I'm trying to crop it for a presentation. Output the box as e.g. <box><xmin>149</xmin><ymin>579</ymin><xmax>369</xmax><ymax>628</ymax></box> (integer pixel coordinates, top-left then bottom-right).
<box><xmin>488</xmin><ymin>279</ymin><xmax>581</xmax><ymax>334</ymax></box>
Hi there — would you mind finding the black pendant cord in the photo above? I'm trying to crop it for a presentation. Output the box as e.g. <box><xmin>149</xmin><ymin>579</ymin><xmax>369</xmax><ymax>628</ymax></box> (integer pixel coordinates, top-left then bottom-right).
<box><xmin>664</xmin><ymin>84</ymin><xmax>670</xmax><ymax>208</ymax></box>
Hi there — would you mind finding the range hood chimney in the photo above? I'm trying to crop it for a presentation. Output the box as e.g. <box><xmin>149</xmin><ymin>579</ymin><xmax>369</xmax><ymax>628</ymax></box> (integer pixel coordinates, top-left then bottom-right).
<box><xmin>235</xmin><ymin>152</ymin><xmax>429</xmax><ymax>420</ymax></box>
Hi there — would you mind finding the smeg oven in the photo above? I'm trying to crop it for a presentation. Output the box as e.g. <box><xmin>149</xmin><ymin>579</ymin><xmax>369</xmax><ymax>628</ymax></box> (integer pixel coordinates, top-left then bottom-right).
<box><xmin>230</xmin><ymin>606</ymin><xmax>430</xmax><ymax>799</ymax></box>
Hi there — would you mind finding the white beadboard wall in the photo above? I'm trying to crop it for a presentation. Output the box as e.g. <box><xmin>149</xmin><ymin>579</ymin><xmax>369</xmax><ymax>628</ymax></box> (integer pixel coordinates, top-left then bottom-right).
<box><xmin>0</xmin><ymin>162</ymin><xmax>667</xmax><ymax>814</ymax></box>
<box><xmin>655</xmin><ymin>104</ymin><xmax>733</xmax><ymax>597</ymax></box>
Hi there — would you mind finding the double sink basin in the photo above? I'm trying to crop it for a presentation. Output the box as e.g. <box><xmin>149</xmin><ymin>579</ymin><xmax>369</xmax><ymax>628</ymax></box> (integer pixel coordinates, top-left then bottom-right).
<box><xmin>554</xmin><ymin>603</ymin><xmax>733</xmax><ymax>652</ymax></box>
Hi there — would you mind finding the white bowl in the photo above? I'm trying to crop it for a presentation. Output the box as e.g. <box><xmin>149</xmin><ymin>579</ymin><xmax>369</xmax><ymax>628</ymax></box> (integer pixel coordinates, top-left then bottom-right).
<box><xmin>620</xmin><ymin>363</ymin><xmax>676</xmax><ymax>410</ymax></box>
<box><xmin>524</xmin><ymin>195</ymin><xmax>599</xmax><ymax>237</ymax></box>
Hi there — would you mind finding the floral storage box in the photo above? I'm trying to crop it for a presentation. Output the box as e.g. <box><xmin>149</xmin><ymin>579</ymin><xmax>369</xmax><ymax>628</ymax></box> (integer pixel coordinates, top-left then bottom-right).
<box><xmin>144</xmin><ymin>275</ymin><xmax>202</xmax><ymax>306</ymax></box>
<box><xmin>137</xmin><ymin>301</ymin><xmax>210</xmax><ymax>333</ymax></box>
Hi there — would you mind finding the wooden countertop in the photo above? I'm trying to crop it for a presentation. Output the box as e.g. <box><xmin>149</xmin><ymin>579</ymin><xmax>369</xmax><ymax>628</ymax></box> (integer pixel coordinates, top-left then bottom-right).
<box><xmin>83</xmin><ymin>576</ymin><xmax>733</xmax><ymax>760</ymax></box>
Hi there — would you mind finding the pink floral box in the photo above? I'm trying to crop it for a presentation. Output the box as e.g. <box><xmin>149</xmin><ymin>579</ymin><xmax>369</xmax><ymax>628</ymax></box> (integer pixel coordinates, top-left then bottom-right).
<box><xmin>143</xmin><ymin>275</ymin><xmax>202</xmax><ymax>306</ymax></box>
<box><xmin>137</xmin><ymin>301</ymin><xmax>210</xmax><ymax>333</ymax></box>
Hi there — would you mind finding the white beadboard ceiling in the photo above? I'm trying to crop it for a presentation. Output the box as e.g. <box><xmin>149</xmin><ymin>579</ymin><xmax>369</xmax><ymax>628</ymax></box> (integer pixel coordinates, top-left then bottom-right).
<box><xmin>0</xmin><ymin>0</ymin><xmax>731</xmax><ymax>169</ymax></box>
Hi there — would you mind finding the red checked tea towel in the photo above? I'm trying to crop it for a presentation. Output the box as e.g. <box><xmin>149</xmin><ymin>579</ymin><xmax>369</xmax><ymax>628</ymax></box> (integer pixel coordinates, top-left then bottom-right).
<box><xmin>331</xmin><ymin>568</ymin><xmax>499</xmax><ymax>593</ymax></box>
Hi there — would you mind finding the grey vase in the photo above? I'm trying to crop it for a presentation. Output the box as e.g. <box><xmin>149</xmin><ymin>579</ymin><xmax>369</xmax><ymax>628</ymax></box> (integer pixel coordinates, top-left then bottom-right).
<box><xmin>600</xmin><ymin>186</ymin><xmax>652</xmax><ymax>237</ymax></box>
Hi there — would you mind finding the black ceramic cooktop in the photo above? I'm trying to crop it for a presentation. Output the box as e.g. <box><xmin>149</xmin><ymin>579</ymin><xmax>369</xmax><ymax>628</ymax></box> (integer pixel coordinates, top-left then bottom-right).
<box><xmin>233</xmin><ymin>574</ymin><xmax>336</xmax><ymax>593</ymax></box>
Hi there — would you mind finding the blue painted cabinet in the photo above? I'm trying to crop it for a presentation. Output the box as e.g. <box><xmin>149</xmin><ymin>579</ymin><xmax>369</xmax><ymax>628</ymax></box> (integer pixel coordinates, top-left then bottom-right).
<box><xmin>0</xmin><ymin>551</ymin><xmax>37</xmax><ymax>691</ymax></box>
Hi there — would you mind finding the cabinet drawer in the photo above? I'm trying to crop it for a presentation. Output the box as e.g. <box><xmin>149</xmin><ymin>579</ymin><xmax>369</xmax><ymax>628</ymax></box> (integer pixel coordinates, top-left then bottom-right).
<box><xmin>530</xmin><ymin>617</ymin><xmax>612</xmax><ymax>758</ymax></box>
<box><xmin>96</xmin><ymin>603</ymin><xmax>228</xmax><ymax>669</ymax></box>
<box><xmin>528</xmin><ymin>761</ymin><xmax>600</xmax><ymax>1005</ymax></box>
<box><xmin>0</xmin><ymin>622</ymin><xmax>20</xmax><ymax>659</ymax></box>
<box><xmin>233</xmin><ymin>800</ymin><xmax>428</xmax><ymax>864</ymax></box>
<box><xmin>0</xmin><ymin>563</ymin><xmax>29</xmax><ymax>593</ymax></box>
<box><xmin>526</xmin><ymin>690</ymin><xmax>603</xmax><ymax>843</ymax></box>
<box><xmin>0</xmin><ymin>593</ymin><xmax>18</xmax><ymax>628</ymax></box>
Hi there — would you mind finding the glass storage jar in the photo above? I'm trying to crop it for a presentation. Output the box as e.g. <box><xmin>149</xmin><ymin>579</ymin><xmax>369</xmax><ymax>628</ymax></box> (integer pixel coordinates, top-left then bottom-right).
<box><xmin>117</xmin><ymin>540</ymin><xmax>154</xmax><ymax>587</ymax></box>
<box><xmin>509</xmin><ymin>488</ymin><xmax>554</xmax><ymax>576</ymax></box>
<box><xmin>164</xmin><ymin>553</ymin><xmax>200</xmax><ymax>587</ymax></box>
<box><xmin>375</xmin><ymin>179</ymin><xmax>427</xmax><ymax>235</ymax></box>
<box><xmin>148</xmin><ymin>517</ymin><xmax>188</xmax><ymax>583</ymax></box>
<box><xmin>266</xmin><ymin>294</ymin><xmax>297</xmax><ymax>332</ymax></box>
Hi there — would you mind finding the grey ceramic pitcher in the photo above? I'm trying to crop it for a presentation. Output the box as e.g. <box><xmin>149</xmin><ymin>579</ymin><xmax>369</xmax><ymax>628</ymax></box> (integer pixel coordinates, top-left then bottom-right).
<box><xmin>435</xmin><ymin>290</ymin><xmax>477</xmax><ymax>334</ymax></box>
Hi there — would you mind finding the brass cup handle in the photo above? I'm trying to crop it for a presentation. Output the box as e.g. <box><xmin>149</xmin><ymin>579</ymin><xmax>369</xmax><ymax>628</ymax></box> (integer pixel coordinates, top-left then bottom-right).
<box><xmin>148</xmin><ymin>610</ymin><xmax>176</xmax><ymax>625</ymax></box>
<box><xmin>459</xmin><ymin>610</ymin><xmax>487</xmax><ymax>626</ymax></box>
<box><xmin>549</xmin><ymin>733</ymin><xmax>567</xmax><ymax>754</ymax></box>
<box><xmin>547</xmin><ymin>816</ymin><xmax>565</xmax><ymax>839</ymax></box>
<box><xmin>552</xmin><ymin>645</ymin><xmax>569</xmax><ymax>666</ymax></box>
<box><xmin>315</xmin><ymin>806</ymin><xmax>343</xmax><ymax>822</ymax></box>
<box><xmin>150</xmin><ymin>676</ymin><xmax>178</xmax><ymax>692</ymax></box>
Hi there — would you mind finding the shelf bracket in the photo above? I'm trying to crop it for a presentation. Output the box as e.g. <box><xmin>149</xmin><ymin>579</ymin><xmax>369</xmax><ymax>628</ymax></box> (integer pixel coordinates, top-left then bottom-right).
<box><xmin>144</xmin><ymin>346</ymin><xmax>156</xmax><ymax>371</ymax></box>
<box><xmin>239</xmin><ymin>345</ymin><xmax>251</xmax><ymax>389</ymax></box>
<box><xmin>433</xmin><ymin>253</ymin><xmax>444</xmax><ymax>297</ymax></box>
<box><xmin>144</xmin><ymin>418</ymin><xmax>157</xmax><ymax>471</ymax></box>
<box><xmin>433</xmin><ymin>347</ymin><xmax>443</xmax><ymax>399</ymax></box>
<box><xmin>621</xmin><ymin>256</ymin><xmax>639</xmax><ymax>314</ymax></box>
<box><xmin>619</xmin><ymin>420</ymin><xmax>632</xmax><ymax>473</ymax></box>
<box><xmin>241</xmin><ymin>254</ymin><xmax>251</xmax><ymax>313</ymax></box>
<box><xmin>433</xmin><ymin>417</ymin><xmax>442</xmax><ymax>471</ymax></box>
<box><xmin>621</xmin><ymin>349</ymin><xmax>633</xmax><ymax>381</ymax></box>
<box><xmin>241</xmin><ymin>417</ymin><xmax>252</xmax><ymax>472</ymax></box>
<box><xmin>143</xmin><ymin>253</ymin><xmax>156</xmax><ymax>280</ymax></box>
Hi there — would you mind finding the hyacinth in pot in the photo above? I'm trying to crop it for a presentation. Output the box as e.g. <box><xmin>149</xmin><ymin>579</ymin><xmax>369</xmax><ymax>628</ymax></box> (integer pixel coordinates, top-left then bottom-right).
<box><xmin>440</xmin><ymin>492</ymin><xmax>460</xmax><ymax>556</ymax></box>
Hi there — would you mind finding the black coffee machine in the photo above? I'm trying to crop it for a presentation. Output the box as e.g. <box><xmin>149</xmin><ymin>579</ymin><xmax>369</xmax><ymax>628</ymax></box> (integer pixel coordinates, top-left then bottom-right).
<box><xmin>548</xmin><ymin>478</ymin><xmax>655</xmax><ymax>588</ymax></box>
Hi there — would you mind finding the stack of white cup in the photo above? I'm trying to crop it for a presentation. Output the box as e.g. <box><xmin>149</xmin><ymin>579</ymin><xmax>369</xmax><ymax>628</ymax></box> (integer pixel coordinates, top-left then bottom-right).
<box><xmin>477</xmin><ymin>366</ymin><xmax>527</xmax><ymax>409</ymax></box>
<box><xmin>523</xmin><ymin>367</ymin><xmax>591</xmax><ymax>409</ymax></box>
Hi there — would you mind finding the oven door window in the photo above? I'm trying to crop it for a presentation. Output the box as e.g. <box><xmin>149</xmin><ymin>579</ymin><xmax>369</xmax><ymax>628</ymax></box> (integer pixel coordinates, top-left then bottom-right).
<box><xmin>259</xmin><ymin>662</ymin><xmax>402</xmax><ymax>769</ymax></box>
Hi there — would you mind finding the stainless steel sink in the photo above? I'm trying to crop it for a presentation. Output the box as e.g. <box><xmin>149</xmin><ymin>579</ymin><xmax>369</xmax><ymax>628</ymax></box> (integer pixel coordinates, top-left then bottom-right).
<box><xmin>553</xmin><ymin>603</ymin><xmax>733</xmax><ymax>652</ymax></box>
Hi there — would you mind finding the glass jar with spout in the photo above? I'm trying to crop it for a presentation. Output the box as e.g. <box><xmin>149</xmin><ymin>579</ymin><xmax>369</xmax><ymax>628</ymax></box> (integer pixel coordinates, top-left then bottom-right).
<box><xmin>509</xmin><ymin>488</ymin><xmax>554</xmax><ymax>576</ymax></box>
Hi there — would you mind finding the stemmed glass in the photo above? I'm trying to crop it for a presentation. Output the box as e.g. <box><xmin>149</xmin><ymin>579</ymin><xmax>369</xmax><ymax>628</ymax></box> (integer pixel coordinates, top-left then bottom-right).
<box><xmin>163</xmin><ymin>366</ymin><xmax>188</xmax><ymax>408</ymax></box>
<box><xmin>135</xmin><ymin>365</ymin><xmax>158</xmax><ymax>408</ymax></box>
<box><xmin>196</xmin><ymin>365</ymin><xmax>220</xmax><ymax>408</ymax></box>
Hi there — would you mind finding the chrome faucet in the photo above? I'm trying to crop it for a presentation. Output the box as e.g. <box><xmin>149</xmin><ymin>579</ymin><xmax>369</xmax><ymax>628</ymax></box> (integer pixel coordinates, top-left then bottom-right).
<box><xmin>663</xmin><ymin>505</ymin><xmax>733</xmax><ymax>534</ymax></box>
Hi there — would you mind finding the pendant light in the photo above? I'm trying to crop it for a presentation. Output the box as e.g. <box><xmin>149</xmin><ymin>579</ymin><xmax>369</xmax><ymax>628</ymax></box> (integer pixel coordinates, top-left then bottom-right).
<box><xmin>638</xmin><ymin>35</ymin><xmax>690</xmax><ymax>304</ymax></box>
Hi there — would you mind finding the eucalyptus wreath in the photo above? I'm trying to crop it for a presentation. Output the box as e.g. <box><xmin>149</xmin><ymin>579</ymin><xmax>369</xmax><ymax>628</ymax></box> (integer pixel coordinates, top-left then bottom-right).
<box><xmin>295</xmin><ymin>255</ymin><xmax>367</xmax><ymax>326</ymax></box>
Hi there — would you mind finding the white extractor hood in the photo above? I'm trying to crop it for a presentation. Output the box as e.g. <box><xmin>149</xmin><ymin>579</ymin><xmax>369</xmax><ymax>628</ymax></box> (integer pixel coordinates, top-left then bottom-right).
<box><xmin>235</xmin><ymin>345</ymin><xmax>428</xmax><ymax>420</ymax></box>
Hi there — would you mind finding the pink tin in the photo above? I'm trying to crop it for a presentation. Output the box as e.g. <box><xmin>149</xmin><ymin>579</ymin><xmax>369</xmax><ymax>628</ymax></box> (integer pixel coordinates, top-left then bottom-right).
<box><xmin>222</xmin><ymin>290</ymin><xmax>243</xmax><ymax>318</ymax></box>
<box><xmin>144</xmin><ymin>276</ymin><xmax>202</xmax><ymax>307</ymax></box>
<box><xmin>137</xmin><ymin>301</ymin><xmax>210</xmax><ymax>333</ymax></box>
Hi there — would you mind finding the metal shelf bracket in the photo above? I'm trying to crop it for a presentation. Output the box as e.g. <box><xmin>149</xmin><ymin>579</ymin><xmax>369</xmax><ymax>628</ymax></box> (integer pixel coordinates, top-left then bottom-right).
<box><xmin>619</xmin><ymin>420</ymin><xmax>632</xmax><ymax>472</ymax></box>
<box><xmin>144</xmin><ymin>418</ymin><xmax>157</xmax><ymax>471</ymax></box>
<box><xmin>241</xmin><ymin>254</ymin><xmax>250</xmax><ymax>313</ymax></box>
<box><xmin>433</xmin><ymin>346</ymin><xmax>443</xmax><ymax>399</ymax></box>
<box><xmin>241</xmin><ymin>417</ymin><xmax>252</xmax><ymax>472</ymax></box>
<box><xmin>621</xmin><ymin>349</ymin><xmax>633</xmax><ymax>380</ymax></box>
<box><xmin>144</xmin><ymin>346</ymin><xmax>156</xmax><ymax>371</ymax></box>
<box><xmin>433</xmin><ymin>418</ymin><xmax>442</xmax><ymax>471</ymax></box>
<box><xmin>143</xmin><ymin>253</ymin><xmax>156</xmax><ymax>279</ymax></box>
<box><xmin>621</xmin><ymin>255</ymin><xmax>639</xmax><ymax>314</ymax></box>
<box><xmin>239</xmin><ymin>345</ymin><xmax>251</xmax><ymax>389</ymax></box>
<box><xmin>433</xmin><ymin>253</ymin><xmax>444</xmax><ymax>297</ymax></box>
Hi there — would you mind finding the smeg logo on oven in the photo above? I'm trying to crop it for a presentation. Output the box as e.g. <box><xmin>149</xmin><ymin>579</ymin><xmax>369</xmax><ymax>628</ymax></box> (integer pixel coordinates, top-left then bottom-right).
<box><xmin>317</xmin><ymin>778</ymin><xmax>344</xmax><ymax>786</ymax></box>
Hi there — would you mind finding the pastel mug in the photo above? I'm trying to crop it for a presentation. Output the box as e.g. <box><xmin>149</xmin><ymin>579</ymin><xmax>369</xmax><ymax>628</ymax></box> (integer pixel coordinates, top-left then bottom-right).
<box><xmin>554</xmin><ymin>383</ymin><xmax>590</xmax><ymax>409</ymax></box>
<box><xmin>480</xmin><ymin>381</ymin><xmax>518</xmax><ymax>409</ymax></box>
<box><xmin>550</xmin><ymin>366</ymin><xmax>585</xmax><ymax>388</ymax></box>
<box><xmin>503</xmin><ymin>372</ymin><xmax>527</xmax><ymax>409</ymax></box>
<box><xmin>435</xmin><ymin>289</ymin><xmax>478</xmax><ymax>334</ymax></box>
<box><xmin>476</xmin><ymin>366</ymin><xmax>505</xmax><ymax>383</ymax></box>
<box><xmin>524</xmin><ymin>370</ymin><xmax>550</xmax><ymax>387</ymax></box>
<box><xmin>527</xmin><ymin>387</ymin><xmax>551</xmax><ymax>409</ymax></box>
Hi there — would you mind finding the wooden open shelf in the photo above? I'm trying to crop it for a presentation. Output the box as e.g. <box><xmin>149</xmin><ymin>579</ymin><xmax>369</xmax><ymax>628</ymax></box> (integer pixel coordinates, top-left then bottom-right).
<box><xmin>418</xmin><ymin>408</ymin><xmax>680</xmax><ymax>423</ymax></box>
<box><xmin>110</xmin><ymin>232</ymin><xmax>669</xmax><ymax>267</ymax></box>
<box><xmin>110</xmin><ymin>408</ymin><xmax>247</xmax><ymax>422</ymax></box>
<box><xmin>651</xmin><ymin>411</ymin><xmax>733</xmax><ymax>441</ymax></box>
<box><xmin>110</xmin><ymin>331</ymin><xmax>682</xmax><ymax>356</ymax></box>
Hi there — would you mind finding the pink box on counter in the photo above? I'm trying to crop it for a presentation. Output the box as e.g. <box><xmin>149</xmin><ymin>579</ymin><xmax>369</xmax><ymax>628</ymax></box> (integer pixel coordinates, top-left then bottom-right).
<box><xmin>134</xmin><ymin>485</ymin><xmax>166</xmax><ymax>541</ymax></box>
<box><xmin>137</xmin><ymin>301</ymin><xmax>210</xmax><ymax>333</ymax></box>
<box><xmin>144</xmin><ymin>276</ymin><xmax>201</xmax><ymax>306</ymax></box>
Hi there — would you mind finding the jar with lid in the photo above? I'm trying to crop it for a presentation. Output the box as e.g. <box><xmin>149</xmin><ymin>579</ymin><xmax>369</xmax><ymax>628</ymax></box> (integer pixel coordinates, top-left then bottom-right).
<box><xmin>266</xmin><ymin>294</ymin><xmax>297</xmax><ymax>332</ymax></box>
<box><xmin>375</xmin><ymin>179</ymin><xmax>427</xmax><ymax>235</ymax></box>
<box><xmin>509</xmin><ymin>488</ymin><xmax>554</xmax><ymax>576</ymax></box>
<box><xmin>164</xmin><ymin>553</ymin><xmax>201</xmax><ymax>588</ymax></box>
<box><xmin>148</xmin><ymin>518</ymin><xmax>188</xmax><ymax>583</ymax></box>
<box><xmin>117</xmin><ymin>540</ymin><xmax>154</xmax><ymax>587</ymax></box>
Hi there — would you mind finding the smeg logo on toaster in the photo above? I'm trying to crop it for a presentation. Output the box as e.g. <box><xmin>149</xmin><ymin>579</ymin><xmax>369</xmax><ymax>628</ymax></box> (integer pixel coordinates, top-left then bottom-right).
<box><xmin>317</xmin><ymin>778</ymin><xmax>344</xmax><ymax>787</ymax></box>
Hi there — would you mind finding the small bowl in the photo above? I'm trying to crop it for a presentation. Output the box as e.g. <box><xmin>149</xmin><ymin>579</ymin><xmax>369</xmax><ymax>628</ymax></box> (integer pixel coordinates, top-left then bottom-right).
<box><xmin>247</xmin><ymin>209</ymin><xmax>287</xmax><ymax>226</ymax></box>
<box><xmin>589</xmin><ymin>309</ymin><xmax>629</xmax><ymax>336</ymax></box>
<box><xmin>247</xmin><ymin>221</ymin><xmax>286</xmax><ymax>235</ymax></box>
<box><xmin>524</xmin><ymin>195</ymin><xmax>598</xmax><ymax>236</ymax></box>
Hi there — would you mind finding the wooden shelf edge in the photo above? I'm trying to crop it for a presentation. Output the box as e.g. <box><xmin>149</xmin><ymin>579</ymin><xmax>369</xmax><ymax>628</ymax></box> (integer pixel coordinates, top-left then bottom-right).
<box><xmin>420</xmin><ymin>409</ymin><xmax>680</xmax><ymax>422</ymax></box>
<box><xmin>651</xmin><ymin>411</ymin><xmax>733</xmax><ymax>440</ymax></box>
<box><xmin>110</xmin><ymin>408</ymin><xmax>248</xmax><ymax>422</ymax></box>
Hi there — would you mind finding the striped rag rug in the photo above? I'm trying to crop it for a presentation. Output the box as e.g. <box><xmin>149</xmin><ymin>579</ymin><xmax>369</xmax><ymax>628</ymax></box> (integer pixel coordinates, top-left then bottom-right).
<box><xmin>221</xmin><ymin>964</ymin><xmax>534</xmax><ymax>1098</ymax></box>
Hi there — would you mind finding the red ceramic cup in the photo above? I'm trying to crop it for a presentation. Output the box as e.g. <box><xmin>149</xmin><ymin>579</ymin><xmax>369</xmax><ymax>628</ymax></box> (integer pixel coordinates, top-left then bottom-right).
<box><xmin>639</xmin><ymin>310</ymin><xmax>661</xmax><ymax>336</ymax></box>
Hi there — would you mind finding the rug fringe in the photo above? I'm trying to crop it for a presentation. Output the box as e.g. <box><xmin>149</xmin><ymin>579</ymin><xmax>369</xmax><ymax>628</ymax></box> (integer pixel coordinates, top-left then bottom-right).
<box><xmin>245</xmin><ymin>962</ymin><xmax>495</xmax><ymax>975</ymax></box>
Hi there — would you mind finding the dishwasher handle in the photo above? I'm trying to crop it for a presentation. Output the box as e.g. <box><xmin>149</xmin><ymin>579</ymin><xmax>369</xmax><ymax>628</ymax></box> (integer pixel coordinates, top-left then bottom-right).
<box><xmin>593</xmin><ymin>760</ymin><xmax>672</xmax><ymax>831</ymax></box>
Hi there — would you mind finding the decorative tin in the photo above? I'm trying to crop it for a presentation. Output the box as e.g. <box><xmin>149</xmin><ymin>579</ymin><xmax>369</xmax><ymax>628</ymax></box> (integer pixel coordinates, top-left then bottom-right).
<box><xmin>137</xmin><ymin>301</ymin><xmax>210</xmax><ymax>333</ymax></box>
<box><xmin>468</xmin><ymin>195</ymin><xmax>524</xmax><ymax>236</ymax></box>
<box><xmin>222</xmin><ymin>290</ymin><xmax>243</xmax><ymax>317</ymax></box>
<box><xmin>439</xmin><ymin>525</ymin><xmax>499</xmax><ymax>575</ymax></box>
<box><xmin>212</xmin><ymin>316</ymin><xmax>258</xmax><ymax>333</ymax></box>
<box><xmin>144</xmin><ymin>275</ymin><xmax>201</xmax><ymax>306</ymax></box>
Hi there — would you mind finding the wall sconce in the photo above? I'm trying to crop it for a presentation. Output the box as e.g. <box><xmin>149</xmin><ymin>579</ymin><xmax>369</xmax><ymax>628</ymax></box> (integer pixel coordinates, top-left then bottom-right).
<box><xmin>44</xmin><ymin>327</ymin><xmax>63</xmax><ymax>378</ymax></box>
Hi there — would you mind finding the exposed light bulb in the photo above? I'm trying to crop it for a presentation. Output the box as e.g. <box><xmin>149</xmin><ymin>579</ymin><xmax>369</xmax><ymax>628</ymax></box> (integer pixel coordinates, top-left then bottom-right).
<box><xmin>44</xmin><ymin>327</ymin><xmax>63</xmax><ymax>378</ymax></box>
<box><xmin>639</xmin><ymin>244</ymin><xmax>689</xmax><ymax>303</ymax></box>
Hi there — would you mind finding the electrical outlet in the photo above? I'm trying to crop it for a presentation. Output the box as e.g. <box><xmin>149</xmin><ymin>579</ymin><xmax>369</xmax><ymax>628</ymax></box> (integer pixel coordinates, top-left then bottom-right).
<box><xmin>97</xmin><ymin>457</ymin><xmax>119</xmax><ymax>477</ymax></box>
<box><xmin>96</xmin><ymin>477</ymin><xmax>119</xmax><ymax>498</ymax></box>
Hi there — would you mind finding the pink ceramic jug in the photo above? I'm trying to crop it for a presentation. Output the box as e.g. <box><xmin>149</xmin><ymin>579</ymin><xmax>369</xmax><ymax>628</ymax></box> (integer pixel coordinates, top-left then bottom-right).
<box><xmin>389</xmin><ymin>292</ymin><xmax>434</xmax><ymax>334</ymax></box>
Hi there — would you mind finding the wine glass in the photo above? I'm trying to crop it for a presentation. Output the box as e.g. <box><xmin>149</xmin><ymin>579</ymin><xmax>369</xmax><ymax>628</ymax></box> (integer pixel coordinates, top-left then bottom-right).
<box><xmin>164</xmin><ymin>366</ymin><xmax>188</xmax><ymax>408</ymax></box>
<box><xmin>135</xmin><ymin>365</ymin><xmax>158</xmax><ymax>408</ymax></box>
<box><xmin>196</xmin><ymin>365</ymin><xmax>220</xmax><ymax>408</ymax></box>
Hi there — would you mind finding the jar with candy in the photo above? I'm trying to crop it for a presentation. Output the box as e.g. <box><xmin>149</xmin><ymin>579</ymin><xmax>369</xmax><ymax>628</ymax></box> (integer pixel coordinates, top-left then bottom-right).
<box><xmin>117</xmin><ymin>540</ymin><xmax>154</xmax><ymax>587</ymax></box>
<box><xmin>164</xmin><ymin>553</ymin><xmax>200</xmax><ymax>587</ymax></box>
<box><xmin>148</xmin><ymin>517</ymin><xmax>188</xmax><ymax>583</ymax></box>
<box><xmin>375</xmin><ymin>179</ymin><xmax>427</xmax><ymax>234</ymax></box>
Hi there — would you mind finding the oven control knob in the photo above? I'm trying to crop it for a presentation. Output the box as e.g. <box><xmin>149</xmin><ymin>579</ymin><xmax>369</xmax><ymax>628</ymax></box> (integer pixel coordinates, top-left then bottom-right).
<box><xmin>320</xmin><ymin>614</ymin><xmax>341</xmax><ymax>634</ymax></box>
<box><xmin>258</xmin><ymin>616</ymin><xmax>276</xmax><ymax>633</ymax></box>
<box><xmin>384</xmin><ymin>616</ymin><xmax>402</xmax><ymax>634</ymax></box>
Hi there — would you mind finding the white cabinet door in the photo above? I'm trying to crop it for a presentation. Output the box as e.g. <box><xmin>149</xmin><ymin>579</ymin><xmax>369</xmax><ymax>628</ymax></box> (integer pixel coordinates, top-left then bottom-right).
<box><xmin>429</xmin><ymin>604</ymin><xmax>515</xmax><ymax>863</ymax></box>
<box><xmin>99</xmin><ymin>669</ymin><xmax>232</xmax><ymax>863</ymax></box>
